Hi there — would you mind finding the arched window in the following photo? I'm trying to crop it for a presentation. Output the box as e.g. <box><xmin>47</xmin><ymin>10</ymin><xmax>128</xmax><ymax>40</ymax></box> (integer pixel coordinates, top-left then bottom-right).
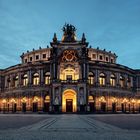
<box><xmin>33</xmin><ymin>96</ymin><xmax>39</xmax><ymax>103</ymax></box>
<box><xmin>60</xmin><ymin>67</ymin><xmax>79</xmax><ymax>81</ymax></box>
<box><xmin>99</xmin><ymin>73</ymin><xmax>106</xmax><ymax>86</ymax></box>
<box><xmin>88</xmin><ymin>96</ymin><xmax>94</xmax><ymax>103</ymax></box>
<box><xmin>45</xmin><ymin>96</ymin><xmax>50</xmax><ymax>103</ymax></box>
<box><xmin>110</xmin><ymin>74</ymin><xmax>116</xmax><ymax>86</ymax></box>
<box><xmin>23</xmin><ymin>74</ymin><xmax>28</xmax><ymax>86</ymax></box>
<box><xmin>32</xmin><ymin>96</ymin><xmax>39</xmax><ymax>112</ymax></box>
<box><xmin>33</xmin><ymin>73</ymin><xmax>39</xmax><ymax>85</ymax></box>
<box><xmin>120</xmin><ymin>75</ymin><xmax>125</xmax><ymax>87</ymax></box>
<box><xmin>127</xmin><ymin>77</ymin><xmax>131</xmax><ymax>88</ymax></box>
<box><xmin>88</xmin><ymin>72</ymin><xmax>95</xmax><ymax>85</ymax></box>
<box><xmin>21</xmin><ymin>97</ymin><xmax>27</xmax><ymax>113</ymax></box>
<box><xmin>44</xmin><ymin>95</ymin><xmax>50</xmax><ymax>112</ymax></box>
<box><xmin>21</xmin><ymin>97</ymin><xmax>27</xmax><ymax>103</ymax></box>
<box><xmin>14</xmin><ymin>76</ymin><xmax>18</xmax><ymax>87</ymax></box>
<box><xmin>99</xmin><ymin>96</ymin><xmax>106</xmax><ymax>112</ymax></box>
<box><xmin>45</xmin><ymin>72</ymin><xmax>50</xmax><ymax>85</ymax></box>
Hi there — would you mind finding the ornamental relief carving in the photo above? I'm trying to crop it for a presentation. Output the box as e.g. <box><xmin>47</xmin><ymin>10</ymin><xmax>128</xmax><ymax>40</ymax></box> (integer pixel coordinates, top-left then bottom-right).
<box><xmin>61</xmin><ymin>50</ymin><xmax>78</xmax><ymax>62</ymax></box>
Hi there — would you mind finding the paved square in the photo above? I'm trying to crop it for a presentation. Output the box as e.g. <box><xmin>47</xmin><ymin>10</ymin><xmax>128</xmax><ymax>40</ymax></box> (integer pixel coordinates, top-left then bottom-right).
<box><xmin>0</xmin><ymin>114</ymin><xmax>140</xmax><ymax>140</ymax></box>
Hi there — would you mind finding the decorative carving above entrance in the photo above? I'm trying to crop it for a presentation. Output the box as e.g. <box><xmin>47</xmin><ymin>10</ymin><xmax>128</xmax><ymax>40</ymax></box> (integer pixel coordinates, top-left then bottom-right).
<box><xmin>61</xmin><ymin>50</ymin><xmax>78</xmax><ymax>62</ymax></box>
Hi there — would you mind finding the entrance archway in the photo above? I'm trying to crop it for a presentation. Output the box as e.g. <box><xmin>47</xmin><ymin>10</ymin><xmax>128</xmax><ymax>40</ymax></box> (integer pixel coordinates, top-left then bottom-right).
<box><xmin>62</xmin><ymin>89</ymin><xmax>77</xmax><ymax>112</ymax></box>
<box><xmin>44</xmin><ymin>96</ymin><xmax>50</xmax><ymax>112</ymax></box>
<box><xmin>88</xmin><ymin>96</ymin><xmax>95</xmax><ymax>112</ymax></box>
<box><xmin>32</xmin><ymin>96</ymin><xmax>39</xmax><ymax>112</ymax></box>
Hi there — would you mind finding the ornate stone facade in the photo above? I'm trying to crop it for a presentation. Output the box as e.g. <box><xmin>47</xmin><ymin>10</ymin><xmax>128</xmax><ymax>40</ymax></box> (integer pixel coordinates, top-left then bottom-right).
<box><xmin>0</xmin><ymin>24</ymin><xmax>140</xmax><ymax>113</ymax></box>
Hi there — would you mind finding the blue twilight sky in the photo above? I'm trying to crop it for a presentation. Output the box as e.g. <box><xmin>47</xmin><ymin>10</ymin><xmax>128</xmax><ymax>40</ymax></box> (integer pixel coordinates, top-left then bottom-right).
<box><xmin>0</xmin><ymin>0</ymin><xmax>140</xmax><ymax>69</ymax></box>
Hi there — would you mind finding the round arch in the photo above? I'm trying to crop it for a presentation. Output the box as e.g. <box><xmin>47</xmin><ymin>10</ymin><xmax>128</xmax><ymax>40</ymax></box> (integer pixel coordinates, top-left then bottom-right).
<box><xmin>62</xmin><ymin>89</ymin><xmax>77</xmax><ymax>112</ymax></box>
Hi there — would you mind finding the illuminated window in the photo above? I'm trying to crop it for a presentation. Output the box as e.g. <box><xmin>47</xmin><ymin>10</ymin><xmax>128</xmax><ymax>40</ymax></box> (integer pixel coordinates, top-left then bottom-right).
<box><xmin>110</xmin><ymin>74</ymin><xmax>116</xmax><ymax>86</ymax></box>
<box><xmin>66</xmin><ymin>75</ymin><xmax>72</xmax><ymax>80</ymax></box>
<box><xmin>120</xmin><ymin>75</ymin><xmax>125</xmax><ymax>87</ymax></box>
<box><xmin>45</xmin><ymin>72</ymin><xmax>50</xmax><ymax>84</ymax></box>
<box><xmin>88</xmin><ymin>96</ymin><xmax>94</xmax><ymax>103</ymax></box>
<box><xmin>45</xmin><ymin>96</ymin><xmax>50</xmax><ymax>103</ymax></box>
<box><xmin>99</xmin><ymin>73</ymin><xmax>106</xmax><ymax>86</ymax></box>
<box><xmin>60</xmin><ymin>67</ymin><xmax>79</xmax><ymax>81</ymax></box>
<box><xmin>99</xmin><ymin>96</ymin><xmax>106</xmax><ymax>102</ymax></box>
<box><xmin>33</xmin><ymin>96</ymin><xmax>39</xmax><ymax>103</ymax></box>
<box><xmin>21</xmin><ymin>97</ymin><xmax>27</xmax><ymax>103</ymax></box>
<box><xmin>23</xmin><ymin>74</ymin><xmax>28</xmax><ymax>86</ymax></box>
<box><xmin>33</xmin><ymin>73</ymin><xmax>39</xmax><ymax>85</ymax></box>
<box><xmin>14</xmin><ymin>76</ymin><xmax>18</xmax><ymax>87</ymax></box>
<box><xmin>88</xmin><ymin>72</ymin><xmax>95</xmax><ymax>85</ymax></box>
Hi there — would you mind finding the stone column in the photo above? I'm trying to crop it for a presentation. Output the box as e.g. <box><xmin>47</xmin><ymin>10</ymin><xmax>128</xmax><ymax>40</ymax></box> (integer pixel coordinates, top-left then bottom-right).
<box><xmin>5</xmin><ymin>76</ymin><xmax>7</xmax><ymax>88</ymax></box>
<box><xmin>18</xmin><ymin>73</ymin><xmax>22</xmax><ymax>87</ymax></box>
<box><xmin>131</xmin><ymin>77</ymin><xmax>133</xmax><ymax>87</ymax></box>
<box><xmin>106</xmin><ymin>71</ymin><xmax>110</xmax><ymax>86</ymax></box>
<box><xmin>116</xmin><ymin>73</ymin><xmax>120</xmax><ymax>87</ymax></box>
<box><xmin>28</xmin><ymin>70</ymin><xmax>32</xmax><ymax>85</ymax></box>
<box><xmin>124</xmin><ymin>74</ymin><xmax>127</xmax><ymax>88</ymax></box>
<box><xmin>39</xmin><ymin>69</ymin><xmax>44</xmax><ymax>85</ymax></box>
<box><xmin>83</xmin><ymin>63</ymin><xmax>86</xmax><ymax>80</ymax></box>
<box><xmin>10</xmin><ymin>75</ymin><xmax>14</xmax><ymax>88</ymax></box>
<box><xmin>95</xmin><ymin>69</ymin><xmax>99</xmax><ymax>86</ymax></box>
<box><xmin>53</xmin><ymin>63</ymin><xmax>56</xmax><ymax>79</ymax></box>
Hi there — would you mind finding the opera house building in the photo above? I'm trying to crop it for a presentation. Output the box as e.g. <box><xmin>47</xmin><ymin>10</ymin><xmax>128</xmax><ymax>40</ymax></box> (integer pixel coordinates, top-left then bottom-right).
<box><xmin>0</xmin><ymin>24</ymin><xmax>140</xmax><ymax>114</ymax></box>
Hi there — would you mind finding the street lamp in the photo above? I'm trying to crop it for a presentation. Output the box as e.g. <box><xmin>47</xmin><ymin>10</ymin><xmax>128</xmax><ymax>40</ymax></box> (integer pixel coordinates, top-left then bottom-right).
<box><xmin>112</xmin><ymin>97</ymin><xmax>117</xmax><ymax>113</ymax></box>
<box><xmin>128</xmin><ymin>101</ymin><xmax>131</xmax><ymax>113</ymax></box>
<box><xmin>10</xmin><ymin>98</ymin><xmax>16</xmax><ymax>113</ymax></box>
<box><xmin>131</xmin><ymin>99</ymin><xmax>136</xmax><ymax>113</ymax></box>
<box><xmin>2</xmin><ymin>99</ymin><xmax>6</xmax><ymax>113</ymax></box>
<box><xmin>99</xmin><ymin>96</ymin><xmax>106</xmax><ymax>112</ymax></box>
<box><xmin>122</xmin><ymin>98</ymin><xmax>128</xmax><ymax>113</ymax></box>
<box><xmin>21</xmin><ymin>97</ymin><xmax>27</xmax><ymax>113</ymax></box>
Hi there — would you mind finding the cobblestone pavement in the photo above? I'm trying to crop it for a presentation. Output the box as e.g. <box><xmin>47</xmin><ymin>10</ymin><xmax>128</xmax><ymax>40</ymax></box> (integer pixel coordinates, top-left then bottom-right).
<box><xmin>89</xmin><ymin>114</ymin><xmax>140</xmax><ymax>130</ymax></box>
<box><xmin>0</xmin><ymin>114</ymin><xmax>140</xmax><ymax>140</ymax></box>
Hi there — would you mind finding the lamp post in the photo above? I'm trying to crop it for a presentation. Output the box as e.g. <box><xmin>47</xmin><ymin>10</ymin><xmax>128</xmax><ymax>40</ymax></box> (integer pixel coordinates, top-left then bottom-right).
<box><xmin>99</xmin><ymin>96</ymin><xmax>106</xmax><ymax>112</ymax></box>
<box><xmin>112</xmin><ymin>97</ymin><xmax>117</xmax><ymax>113</ymax></box>
<box><xmin>2</xmin><ymin>99</ymin><xmax>6</xmax><ymax>113</ymax></box>
<box><xmin>10</xmin><ymin>98</ymin><xmax>16</xmax><ymax>113</ymax></box>
<box><xmin>128</xmin><ymin>101</ymin><xmax>131</xmax><ymax>113</ymax></box>
<box><xmin>131</xmin><ymin>99</ymin><xmax>135</xmax><ymax>113</ymax></box>
<box><xmin>123</xmin><ymin>98</ymin><xmax>128</xmax><ymax>113</ymax></box>
<box><xmin>21</xmin><ymin>97</ymin><xmax>27</xmax><ymax>113</ymax></box>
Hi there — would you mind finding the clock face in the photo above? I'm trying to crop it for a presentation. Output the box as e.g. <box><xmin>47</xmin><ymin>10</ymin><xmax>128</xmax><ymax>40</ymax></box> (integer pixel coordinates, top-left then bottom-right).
<box><xmin>62</xmin><ymin>50</ymin><xmax>77</xmax><ymax>62</ymax></box>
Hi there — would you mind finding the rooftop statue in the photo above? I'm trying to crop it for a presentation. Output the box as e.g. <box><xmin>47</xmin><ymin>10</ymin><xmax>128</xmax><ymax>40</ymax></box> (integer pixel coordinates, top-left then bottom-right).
<box><xmin>62</xmin><ymin>24</ymin><xmax>77</xmax><ymax>42</ymax></box>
